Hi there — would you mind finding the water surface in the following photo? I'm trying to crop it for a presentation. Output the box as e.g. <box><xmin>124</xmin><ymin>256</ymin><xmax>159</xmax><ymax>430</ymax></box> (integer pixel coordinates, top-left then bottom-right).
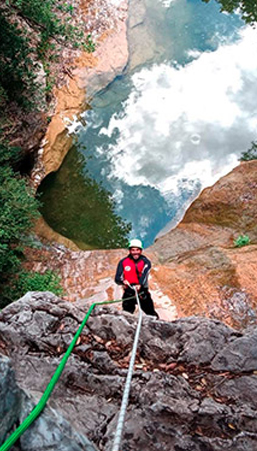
<box><xmin>39</xmin><ymin>0</ymin><xmax>257</xmax><ymax>247</ymax></box>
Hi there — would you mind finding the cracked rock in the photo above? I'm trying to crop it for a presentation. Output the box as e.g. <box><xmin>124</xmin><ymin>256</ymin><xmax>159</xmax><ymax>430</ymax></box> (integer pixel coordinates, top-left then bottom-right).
<box><xmin>1</xmin><ymin>292</ymin><xmax>257</xmax><ymax>450</ymax></box>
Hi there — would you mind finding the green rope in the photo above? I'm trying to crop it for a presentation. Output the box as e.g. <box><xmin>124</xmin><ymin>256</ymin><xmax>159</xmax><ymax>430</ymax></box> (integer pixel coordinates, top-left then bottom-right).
<box><xmin>0</xmin><ymin>296</ymin><xmax>127</xmax><ymax>451</ymax></box>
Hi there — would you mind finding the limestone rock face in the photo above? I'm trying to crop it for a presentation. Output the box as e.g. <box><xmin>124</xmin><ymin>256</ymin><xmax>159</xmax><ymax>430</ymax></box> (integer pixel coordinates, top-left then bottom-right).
<box><xmin>0</xmin><ymin>354</ymin><xmax>97</xmax><ymax>451</ymax></box>
<box><xmin>18</xmin><ymin>395</ymin><xmax>97</xmax><ymax>451</ymax></box>
<box><xmin>150</xmin><ymin>160</ymin><xmax>257</xmax><ymax>328</ymax></box>
<box><xmin>23</xmin><ymin>245</ymin><xmax>178</xmax><ymax>321</ymax></box>
<box><xmin>40</xmin><ymin>0</ymin><xmax>129</xmax><ymax>182</ymax></box>
<box><xmin>1</xmin><ymin>292</ymin><xmax>257</xmax><ymax>450</ymax></box>
<box><xmin>0</xmin><ymin>355</ymin><xmax>21</xmax><ymax>444</ymax></box>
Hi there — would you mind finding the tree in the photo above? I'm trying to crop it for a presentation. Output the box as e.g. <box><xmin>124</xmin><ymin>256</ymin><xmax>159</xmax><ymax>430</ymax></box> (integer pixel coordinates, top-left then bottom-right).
<box><xmin>202</xmin><ymin>0</ymin><xmax>257</xmax><ymax>25</ymax></box>
<box><xmin>240</xmin><ymin>141</ymin><xmax>257</xmax><ymax>161</ymax></box>
<box><xmin>0</xmin><ymin>0</ymin><xmax>94</xmax><ymax>109</ymax></box>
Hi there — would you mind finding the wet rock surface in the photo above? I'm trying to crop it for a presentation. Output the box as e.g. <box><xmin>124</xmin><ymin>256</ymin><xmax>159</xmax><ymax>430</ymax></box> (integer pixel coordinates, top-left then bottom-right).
<box><xmin>1</xmin><ymin>292</ymin><xmax>257</xmax><ymax>450</ymax></box>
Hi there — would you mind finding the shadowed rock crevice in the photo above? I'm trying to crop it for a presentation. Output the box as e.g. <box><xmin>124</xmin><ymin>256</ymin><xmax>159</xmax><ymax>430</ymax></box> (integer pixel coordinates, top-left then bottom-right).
<box><xmin>1</xmin><ymin>292</ymin><xmax>257</xmax><ymax>450</ymax></box>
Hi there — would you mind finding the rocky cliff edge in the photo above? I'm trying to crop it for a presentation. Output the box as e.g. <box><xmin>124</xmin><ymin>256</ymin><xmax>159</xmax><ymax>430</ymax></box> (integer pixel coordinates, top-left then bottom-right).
<box><xmin>1</xmin><ymin>292</ymin><xmax>257</xmax><ymax>450</ymax></box>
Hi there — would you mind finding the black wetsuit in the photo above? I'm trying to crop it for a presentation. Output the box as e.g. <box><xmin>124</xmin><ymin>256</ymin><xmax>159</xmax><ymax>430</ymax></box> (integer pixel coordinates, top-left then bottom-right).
<box><xmin>115</xmin><ymin>254</ymin><xmax>158</xmax><ymax>317</ymax></box>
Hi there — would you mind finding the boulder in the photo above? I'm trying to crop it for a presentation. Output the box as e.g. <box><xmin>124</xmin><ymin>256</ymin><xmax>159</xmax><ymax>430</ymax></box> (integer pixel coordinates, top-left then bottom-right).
<box><xmin>0</xmin><ymin>353</ymin><xmax>97</xmax><ymax>450</ymax></box>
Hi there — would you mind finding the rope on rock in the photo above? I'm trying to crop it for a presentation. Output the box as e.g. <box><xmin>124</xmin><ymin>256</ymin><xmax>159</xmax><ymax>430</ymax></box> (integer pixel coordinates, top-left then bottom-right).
<box><xmin>0</xmin><ymin>296</ymin><xmax>129</xmax><ymax>451</ymax></box>
<box><xmin>111</xmin><ymin>286</ymin><xmax>143</xmax><ymax>451</ymax></box>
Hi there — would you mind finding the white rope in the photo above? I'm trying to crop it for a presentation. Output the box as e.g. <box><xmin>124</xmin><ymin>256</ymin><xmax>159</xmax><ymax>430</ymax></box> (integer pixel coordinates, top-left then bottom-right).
<box><xmin>111</xmin><ymin>285</ymin><xmax>143</xmax><ymax>451</ymax></box>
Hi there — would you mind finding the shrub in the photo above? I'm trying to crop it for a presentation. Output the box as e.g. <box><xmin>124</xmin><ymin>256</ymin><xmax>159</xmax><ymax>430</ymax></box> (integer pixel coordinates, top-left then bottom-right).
<box><xmin>0</xmin><ymin>1</ymin><xmax>95</xmax><ymax>306</ymax></box>
<box><xmin>240</xmin><ymin>141</ymin><xmax>257</xmax><ymax>161</ymax></box>
<box><xmin>0</xmin><ymin>142</ymin><xmax>40</xmax><ymax>304</ymax></box>
<box><xmin>0</xmin><ymin>165</ymin><xmax>40</xmax><ymax>276</ymax></box>
<box><xmin>82</xmin><ymin>34</ymin><xmax>96</xmax><ymax>53</ymax></box>
<box><xmin>1</xmin><ymin>269</ymin><xmax>63</xmax><ymax>308</ymax></box>
<box><xmin>0</xmin><ymin>0</ymin><xmax>95</xmax><ymax>108</ymax></box>
<box><xmin>13</xmin><ymin>269</ymin><xmax>63</xmax><ymax>299</ymax></box>
<box><xmin>0</xmin><ymin>12</ymin><xmax>37</xmax><ymax>107</ymax></box>
<box><xmin>234</xmin><ymin>235</ymin><xmax>250</xmax><ymax>248</ymax></box>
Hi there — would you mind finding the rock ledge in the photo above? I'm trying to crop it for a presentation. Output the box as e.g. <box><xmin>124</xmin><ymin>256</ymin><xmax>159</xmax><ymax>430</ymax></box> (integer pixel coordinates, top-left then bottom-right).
<box><xmin>1</xmin><ymin>292</ymin><xmax>257</xmax><ymax>450</ymax></box>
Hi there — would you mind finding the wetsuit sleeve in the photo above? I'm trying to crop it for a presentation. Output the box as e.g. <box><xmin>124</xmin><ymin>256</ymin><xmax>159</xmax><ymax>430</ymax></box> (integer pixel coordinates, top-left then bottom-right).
<box><xmin>115</xmin><ymin>260</ymin><xmax>124</xmax><ymax>285</ymax></box>
<box><xmin>139</xmin><ymin>256</ymin><xmax>151</xmax><ymax>286</ymax></box>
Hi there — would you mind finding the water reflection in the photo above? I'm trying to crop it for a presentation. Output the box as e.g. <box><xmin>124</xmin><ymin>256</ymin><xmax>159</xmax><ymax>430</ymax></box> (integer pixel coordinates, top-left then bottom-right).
<box><xmin>81</xmin><ymin>27</ymin><xmax>257</xmax><ymax>245</ymax></box>
<box><xmin>38</xmin><ymin>148</ymin><xmax>131</xmax><ymax>249</ymax></box>
<box><xmin>40</xmin><ymin>0</ymin><xmax>257</xmax><ymax>248</ymax></box>
<box><xmin>128</xmin><ymin>0</ymin><xmax>242</xmax><ymax>70</ymax></box>
<box><xmin>100</xmin><ymin>25</ymin><xmax>257</xmax><ymax>193</ymax></box>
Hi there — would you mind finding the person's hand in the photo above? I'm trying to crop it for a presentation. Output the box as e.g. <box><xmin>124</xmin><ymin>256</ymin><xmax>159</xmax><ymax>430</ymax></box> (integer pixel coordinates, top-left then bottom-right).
<box><xmin>122</xmin><ymin>280</ymin><xmax>130</xmax><ymax>289</ymax></box>
<box><xmin>135</xmin><ymin>284</ymin><xmax>141</xmax><ymax>291</ymax></box>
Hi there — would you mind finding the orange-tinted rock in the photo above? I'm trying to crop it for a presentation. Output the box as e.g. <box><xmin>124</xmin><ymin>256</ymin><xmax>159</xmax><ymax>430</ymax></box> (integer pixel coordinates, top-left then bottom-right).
<box><xmin>34</xmin><ymin>0</ymin><xmax>129</xmax><ymax>185</ymax></box>
<box><xmin>34</xmin><ymin>216</ymin><xmax>80</xmax><ymax>251</ymax></box>
<box><xmin>150</xmin><ymin>161</ymin><xmax>257</xmax><ymax>328</ymax></box>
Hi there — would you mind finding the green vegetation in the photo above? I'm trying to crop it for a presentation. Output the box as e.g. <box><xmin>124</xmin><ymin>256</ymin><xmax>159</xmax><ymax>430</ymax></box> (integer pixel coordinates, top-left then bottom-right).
<box><xmin>0</xmin><ymin>142</ymin><xmax>64</xmax><ymax>307</ymax></box>
<box><xmin>203</xmin><ymin>0</ymin><xmax>257</xmax><ymax>25</ymax></box>
<box><xmin>0</xmin><ymin>0</ymin><xmax>97</xmax><ymax>306</ymax></box>
<box><xmin>0</xmin><ymin>0</ymin><xmax>95</xmax><ymax>108</ymax></box>
<box><xmin>9</xmin><ymin>269</ymin><xmax>63</xmax><ymax>302</ymax></box>
<box><xmin>0</xmin><ymin>12</ymin><xmax>35</xmax><ymax>108</ymax></box>
<box><xmin>234</xmin><ymin>234</ymin><xmax>250</xmax><ymax>248</ymax></box>
<box><xmin>83</xmin><ymin>34</ymin><xmax>96</xmax><ymax>53</ymax></box>
<box><xmin>0</xmin><ymin>143</ymin><xmax>39</xmax><ymax>280</ymax></box>
<box><xmin>240</xmin><ymin>141</ymin><xmax>257</xmax><ymax>161</ymax></box>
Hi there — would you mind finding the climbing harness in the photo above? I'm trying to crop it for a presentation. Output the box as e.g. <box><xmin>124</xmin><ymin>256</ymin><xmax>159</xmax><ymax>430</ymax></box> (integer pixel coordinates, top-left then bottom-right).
<box><xmin>0</xmin><ymin>291</ymin><xmax>143</xmax><ymax>451</ymax></box>
<box><xmin>111</xmin><ymin>284</ymin><xmax>143</xmax><ymax>451</ymax></box>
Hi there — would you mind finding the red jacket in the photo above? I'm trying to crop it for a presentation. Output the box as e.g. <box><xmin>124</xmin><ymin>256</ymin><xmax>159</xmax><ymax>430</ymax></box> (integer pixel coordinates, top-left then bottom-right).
<box><xmin>115</xmin><ymin>254</ymin><xmax>151</xmax><ymax>287</ymax></box>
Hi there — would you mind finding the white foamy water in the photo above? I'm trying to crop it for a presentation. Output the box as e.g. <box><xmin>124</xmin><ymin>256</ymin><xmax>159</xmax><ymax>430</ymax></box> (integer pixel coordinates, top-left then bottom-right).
<box><xmin>99</xmin><ymin>25</ymin><xmax>257</xmax><ymax>201</ymax></box>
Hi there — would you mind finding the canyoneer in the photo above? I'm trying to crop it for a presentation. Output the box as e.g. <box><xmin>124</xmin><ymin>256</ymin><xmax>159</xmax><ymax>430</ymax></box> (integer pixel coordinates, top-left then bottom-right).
<box><xmin>115</xmin><ymin>239</ymin><xmax>159</xmax><ymax>318</ymax></box>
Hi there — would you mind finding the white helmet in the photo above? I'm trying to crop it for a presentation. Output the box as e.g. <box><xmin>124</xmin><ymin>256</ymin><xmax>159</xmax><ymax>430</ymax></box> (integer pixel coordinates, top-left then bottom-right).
<box><xmin>128</xmin><ymin>239</ymin><xmax>143</xmax><ymax>250</ymax></box>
